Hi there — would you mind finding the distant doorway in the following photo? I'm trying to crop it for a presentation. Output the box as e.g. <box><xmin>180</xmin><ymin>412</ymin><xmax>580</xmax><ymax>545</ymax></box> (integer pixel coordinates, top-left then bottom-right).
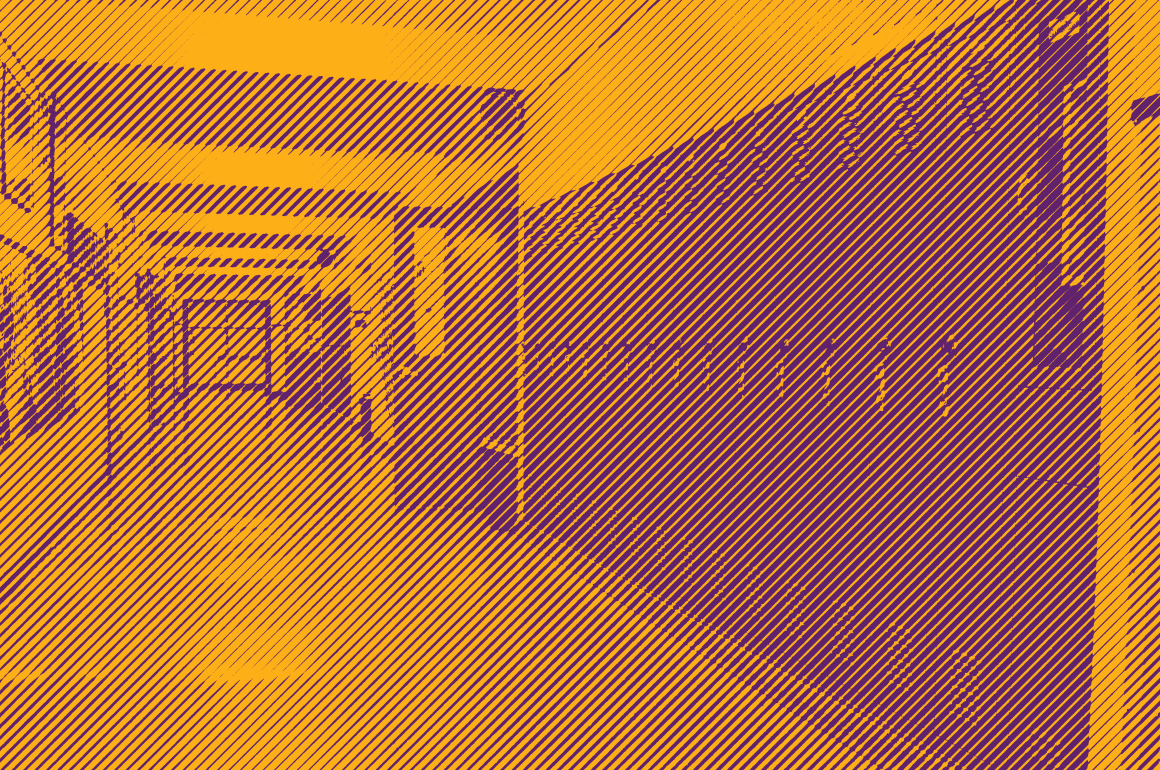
<box><xmin>182</xmin><ymin>300</ymin><xmax>272</xmax><ymax>395</ymax></box>
<box><xmin>285</xmin><ymin>289</ymin><xmax>351</xmax><ymax>420</ymax></box>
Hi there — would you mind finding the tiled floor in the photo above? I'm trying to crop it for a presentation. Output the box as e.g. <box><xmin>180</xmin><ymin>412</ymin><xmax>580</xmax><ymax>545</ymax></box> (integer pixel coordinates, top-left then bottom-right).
<box><xmin>0</xmin><ymin>393</ymin><xmax>875</xmax><ymax>769</ymax></box>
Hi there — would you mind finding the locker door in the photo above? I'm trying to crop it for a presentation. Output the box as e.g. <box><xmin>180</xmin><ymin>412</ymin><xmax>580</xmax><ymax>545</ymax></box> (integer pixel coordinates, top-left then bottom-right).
<box><xmin>318</xmin><ymin>290</ymin><xmax>351</xmax><ymax>418</ymax></box>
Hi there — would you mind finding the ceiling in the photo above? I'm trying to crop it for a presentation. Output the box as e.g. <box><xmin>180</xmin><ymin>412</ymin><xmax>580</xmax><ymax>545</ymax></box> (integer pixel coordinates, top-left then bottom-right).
<box><xmin>1</xmin><ymin>0</ymin><xmax>1002</xmax><ymax>206</ymax></box>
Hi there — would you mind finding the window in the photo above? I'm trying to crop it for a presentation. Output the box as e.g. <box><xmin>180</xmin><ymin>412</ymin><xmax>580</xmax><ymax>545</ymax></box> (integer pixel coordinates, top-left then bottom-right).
<box><xmin>962</xmin><ymin>59</ymin><xmax>994</xmax><ymax>135</ymax></box>
<box><xmin>838</xmin><ymin>91</ymin><xmax>864</xmax><ymax>171</ymax></box>
<box><xmin>1034</xmin><ymin>134</ymin><xmax>1082</xmax><ymax>368</ymax></box>
<box><xmin>2</xmin><ymin>66</ymin><xmax>36</xmax><ymax>212</ymax></box>
<box><xmin>789</xmin><ymin>106</ymin><xmax>813</xmax><ymax>184</ymax></box>
<box><xmin>1033</xmin><ymin>7</ymin><xmax>1091</xmax><ymax>370</ymax></box>
<box><xmin>412</xmin><ymin>228</ymin><xmax>446</xmax><ymax>359</ymax></box>
<box><xmin>184</xmin><ymin>300</ymin><xmax>272</xmax><ymax>394</ymax></box>
<box><xmin>479</xmin><ymin>88</ymin><xmax>524</xmax><ymax>143</ymax></box>
<box><xmin>1047</xmin><ymin>11</ymin><xmax>1083</xmax><ymax>42</ymax></box>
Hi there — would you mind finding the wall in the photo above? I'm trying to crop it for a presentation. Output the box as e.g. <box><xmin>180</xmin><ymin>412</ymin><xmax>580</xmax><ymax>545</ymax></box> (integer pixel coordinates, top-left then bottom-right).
<box><xmin>1124</xmin><ymin>0</ymin><xmax>1160</xmax><ymax>763</ymax></box>
<box><xmin>523</xmin><ymin>2</ymin><xmax>1106</xmax><ymax>768</ymax></box>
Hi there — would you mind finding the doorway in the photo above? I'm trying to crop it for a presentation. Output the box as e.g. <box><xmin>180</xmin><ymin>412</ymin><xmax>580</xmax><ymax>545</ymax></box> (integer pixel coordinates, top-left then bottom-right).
<box><xmin>285</xmin><ymin>289</ymin><xmax>351</xmax><ymax>420</ymax></box>
<box><xmin>182</xmin><ymin>300</ymin><xmax>272</xmax><ymax>395</ymax></box>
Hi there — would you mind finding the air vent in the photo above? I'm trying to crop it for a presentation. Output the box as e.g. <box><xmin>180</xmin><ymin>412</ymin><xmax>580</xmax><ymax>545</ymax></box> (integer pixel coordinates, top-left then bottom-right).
<box><xmin>836</xmin><ymin>603</ymin><xmax>853</xmax><ymax>661</ymax></box>
<box><xmin>710</xmin><ymin>142</ymin><xmax>730</xmax><ymax>209</ymax></box>
<box><xmin>564</xmin><ymin>205</ymin><xmax>580</xmax><ymax>250</ymax></box>
<box><xmin>622</xmin><ymin>173</ymin><xmax>642</xmax><ymax>231</ymax></box>
<box><xmin>752</xmin><ymin>140</ymin><xmax>775</xmax><ymax>199</ymax></box>
<box><xmin>790</xmin><ymin>584</ymin><xmax>806</xmax><ymax>637</ymax></box>
<box><xmin>479</xmin><ymin>88</ymin><xmax>524</xmax><ymax>142</ymax></box>
<box><xmin>596</xmin><ymin>180</ymin><xmax>614</xmax><ymax>243</ymax></box>
<box><xmin>664</xmin><ymin>157</ymin><xmax>695</xmax><ymax>220</ymax></box>
<box><xmin>950</xmin><ymin>652</ymin><xmax>979</xmax><ymax>725</ymax></box>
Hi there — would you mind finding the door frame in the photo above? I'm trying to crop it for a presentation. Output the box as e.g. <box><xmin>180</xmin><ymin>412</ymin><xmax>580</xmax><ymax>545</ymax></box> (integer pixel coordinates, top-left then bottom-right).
<box><xmin>180</xmin><ymin>298</ymin><xmax>273</xmax><ymax>397</ymax></box>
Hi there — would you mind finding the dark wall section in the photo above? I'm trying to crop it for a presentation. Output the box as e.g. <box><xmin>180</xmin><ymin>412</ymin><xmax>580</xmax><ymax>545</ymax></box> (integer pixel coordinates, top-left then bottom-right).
<box><xmin>525</xmin><ymin>1</ymin><xmax>1104</xmax><ymax>768</ymax></box>
<box><xmin>42</xmin><ymin>61</ymin><xmax>526</xmax><ymax>169</ymax></box>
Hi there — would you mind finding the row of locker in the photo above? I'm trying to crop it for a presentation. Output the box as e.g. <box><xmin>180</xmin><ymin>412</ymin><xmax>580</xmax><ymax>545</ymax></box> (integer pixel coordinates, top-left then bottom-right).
<box><xmin>524</xmin><ymin>328</ymin><xmax>1009</xmax><ymax>749</ymax></box>
<box><xmin>524</xmin><ymin>337</ymin><xmax>964</xmax><ymax>414</ymax></box>
<box><xmin>521</xmin><ymin>1</ymin><xmax>1102</xmax><ymax>766</ymax></box>
<box><xmin>524</xmin><ymin>329</ymin><xmax>1095</xmax><ymax>767</ymax></box>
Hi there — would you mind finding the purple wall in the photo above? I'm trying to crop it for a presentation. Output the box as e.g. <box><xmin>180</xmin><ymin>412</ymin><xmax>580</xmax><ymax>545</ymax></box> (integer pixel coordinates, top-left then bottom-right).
<box><xmin>525</xmin><ymin>1</ymin><xmax>1105</xmax><ymax>767</ymax></box>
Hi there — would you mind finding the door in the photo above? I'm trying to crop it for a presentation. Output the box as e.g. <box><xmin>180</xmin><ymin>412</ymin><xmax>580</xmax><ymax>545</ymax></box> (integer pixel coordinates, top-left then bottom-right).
<box><xmin>995</xmin><ymin>4</ymin><xmax>1102</xmax><ymax>767</ymax></box>
<box><xmin>183</xmin><ymin>300</ymin><xmax>272</xmax><ymax>395</ymax></box>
